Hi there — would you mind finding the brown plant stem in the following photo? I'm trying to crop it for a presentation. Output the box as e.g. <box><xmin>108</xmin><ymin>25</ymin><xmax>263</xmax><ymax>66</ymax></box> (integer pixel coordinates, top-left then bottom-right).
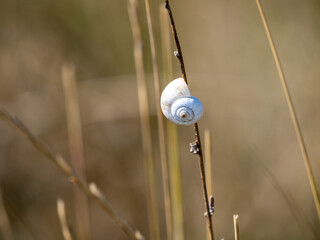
<box><xmin>0</xmin><ymin>109</ymin><xmax>144</xmax><ymax>240</ymax></box>
<box><xmin>256</xmin><ymin>0</ymin><xmax>320</xmax><ymax>223</ymax></box>
<box><xmin>143</xmin><ymin>0</ymin><xmax>172</xmax><ymax>239</ymax></box>
<box><xmin>127</xmin><ymin>0</ymin><xmax>160</xmax><ymax>239</ymax></box>
<box><xmin>165</xmin><ymin>1</ymin><xmax>214</xmax><ymax>239</ymax></box>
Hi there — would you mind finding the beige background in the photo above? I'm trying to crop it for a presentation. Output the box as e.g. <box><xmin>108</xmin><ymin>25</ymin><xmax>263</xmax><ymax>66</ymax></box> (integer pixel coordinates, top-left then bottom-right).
<box><xmin>0</xmin><ymin>0</ymin><xmax>319</xmax><ymax>239</ymax></box>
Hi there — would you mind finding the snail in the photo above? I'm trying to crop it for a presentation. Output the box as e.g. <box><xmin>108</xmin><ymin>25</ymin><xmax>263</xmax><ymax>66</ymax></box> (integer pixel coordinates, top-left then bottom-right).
<box><xmin>160</xmin><ymin>78</ymin><xmax>203</xmax><ymax>125</ymax></box>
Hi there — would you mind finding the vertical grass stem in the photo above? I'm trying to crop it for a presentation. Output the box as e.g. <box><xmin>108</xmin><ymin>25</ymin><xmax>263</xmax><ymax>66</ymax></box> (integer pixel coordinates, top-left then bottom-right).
<box><xmin>233</xmin><ymin>214</ymin><xmax>239</xmax><ymax>240</ymax></box>
<box><xmin>204</xmin><ymin>129</ymin><xmax>213</xmax><ymax>196</ymax></box>
<box><xmin>57</xmin><ymin>198</ymin><xmax>73</xmax><ymax>240</ymax></box>
<box><xmin>62</xmin><ymin>63</ymin><xmax>91</xmax><ymax>240</ymax></box>
<box><xmin>143</xmin><ymin>0</ymin><xmax>173</xmax><ymax>239</ymax></box>
<box><xmin>127</xmin><ymin>1</ymin><xmax>161</xmax><ymax>239</ymax></box>
<box><xmin>160</xmin><ymin>3</ymin><xmax>185</xmax><ymax>240</ymax></box>
<box><xmin>204</xmin><ymin>129</ymin><xmax>214</xmax><ymax>240</ymax></box>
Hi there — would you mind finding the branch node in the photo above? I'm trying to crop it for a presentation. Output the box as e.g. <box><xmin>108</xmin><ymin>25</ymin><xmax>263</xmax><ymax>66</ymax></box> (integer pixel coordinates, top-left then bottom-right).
<box><xmin>68</xmin><ymin>176</ymin><xmax>76</xmax><ymax>183</ymax></box>
<box><xmin>204</xmin><ymin>195</ymin><xmax>215</xmax><ymax>217</ymax></box>
<box><xmin>174</xmin><ymin>50</ymin><xmax>180</xmax><ymax>58</ymax></box>
<box><xmin>190</xmin><ymin>141</ymin><xmax>200</xmax><ymax>154</ymax></box>
<box><xmin>209</xmin><ymin>195</ymin><xmax>215</xmax><ymax>214</ymax></box>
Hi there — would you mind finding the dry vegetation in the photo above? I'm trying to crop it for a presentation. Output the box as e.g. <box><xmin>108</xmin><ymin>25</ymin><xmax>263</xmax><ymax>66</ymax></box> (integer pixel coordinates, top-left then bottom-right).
<box><xmin>0</xmin><ymin>0</ymin><xmax>319</xmax><ymax>239</ymax></box>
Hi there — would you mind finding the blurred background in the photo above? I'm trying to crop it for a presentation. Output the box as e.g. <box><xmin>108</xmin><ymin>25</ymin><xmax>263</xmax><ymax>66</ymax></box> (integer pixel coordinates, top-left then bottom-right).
<box><xmin>0</xmin><ymin>0</ymin><xmax>319</xmax><ymax>239</ymax></box>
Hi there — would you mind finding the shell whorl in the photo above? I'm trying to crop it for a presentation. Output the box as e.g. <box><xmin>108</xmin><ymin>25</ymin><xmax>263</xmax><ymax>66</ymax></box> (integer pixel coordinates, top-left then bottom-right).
<box><xmin>160</xmin><ymin>78</ymin><xmax>203</xmax><ymax>125</ymax></box>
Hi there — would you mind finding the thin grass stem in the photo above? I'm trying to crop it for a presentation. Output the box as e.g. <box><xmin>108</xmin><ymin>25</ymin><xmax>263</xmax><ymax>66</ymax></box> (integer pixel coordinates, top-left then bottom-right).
<box><xmin>164</xmin><ymin>1</ymin><xmax>214</xmax><ymax>239</ymax></box>
<box><xmin>233</xmin><ymin>214</ymin><xmax>239</xmax><ymax>240</ymax></box>
<box><xmin>160</xmin><ymin>3</ymin><xmax>184</xmax><ymax>240</ymax></box>
<box><xmin>0</xmin><ymin>109</ymin><xmax>144</xmax><ymax>240</ymax></box>
<box><xmin>62</xmin><ymin>63</ymin><xmax>91</xmax><ymax>240</ymax></box>
<box><xmin>204</xmin><ymin>129</ymin><xmax>214</xmax><ymax>240</ymax></box>
<box><xmin>127</xmin><ymin>0</ymin><xmax>161</xmax><ymax>239</ymax></box>
<box><xmin>256</xmin><ymin>0</ymin><xmax>320</xmax><ymax>222</ymax></box>
<box><xmin>57</xmin><ymin>198</ymin><xmax>73</xmax><ymax>240</ymax></box>
<box><xmin>204</xmin><ymin>129</ymin><xmax>213</xmax><ymax>196</ymax></box>
<box><xmin>143</xmin><ymin>0</ymin><xmax>173</xmax><ymax>239</ymax></box>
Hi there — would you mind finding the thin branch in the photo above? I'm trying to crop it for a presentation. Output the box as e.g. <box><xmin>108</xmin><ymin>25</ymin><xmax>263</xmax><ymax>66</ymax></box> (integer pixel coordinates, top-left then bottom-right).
<box><xmin>256</xmin><ymin>0</ymin><xmax>320</xmax><ymax>223</ymax></box>
<box><xmin>127</xmin><ymin>0</ymin><xmax>160</xmax><ymax>239</ymax></box>
<box><xmin>164</xmin><ymin>1</ymin><xmax>187</xmax><ymax>84</ymax></box>
<box><xmin>233</xmin><ymin>214</ymin><xmax>239</xmax><ymax>240</ymax></box>
<box><xmin>165</xmin><ymin>1</ymin><xmax>214</xmax><ymax>239</ymax></box>
<box><xmin>0</xmin><ymin>109</ymin><xmax>144</xmax><ymax>240</ymax></box>
<box><xmin>143</xmin><ymin>0</ymin><xmax>172</xmax><ymax>239</ymax></box>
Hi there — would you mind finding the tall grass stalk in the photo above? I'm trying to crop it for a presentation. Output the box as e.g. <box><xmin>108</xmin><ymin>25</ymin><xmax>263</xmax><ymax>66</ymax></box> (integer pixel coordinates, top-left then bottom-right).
<box><xmin>233</xmin><ymin>214</ymin><xmax>239</xmax><ymax>240</ymax></box>
<box><xmin>160</xmin><ymin>3</ymin><xmax>185</xmax><ymax>240</ymax></box>
<box><xmin>143</xmin><ymin>0</ymin><xmax>173</xmax><ymax>239</ymax></box>
<box><xmin>0</xmin><ymin>189</ymin><xmax>13</xmax><ymax>240</ymax></box>
<box><xmin>144</xmin><ymin>0</ymin><xmax>173</xmax><ymax>240</ymax></box>
<box><xmin>256</xmin><ymin>0</ymin><xmax>320</xmax><ymax>222</ymax></box>
<box><xmin>57</xmin><ymin>198</ymin><xmax>73</xmax><ymax>240</ymax></box>
<box><xmin>204</xmin><ymin>129</ymin><xmax>213</xmax><ymax>197</ymax></box>
<box><xmin>127</xmin><ymin>1</ymin><xmax>161</xmax><ymax>239</ymax></box>
<box><xmin>62</xmin><ymin>63</ymin><xmax>91</xmax><ymax>240</ymax></box>
<box><xmin>165</xmin><ymin>1</ymin><xmax>214</xmax><ymax>239</ymax></box>
<box><xmin>204</xmin><ymin>129</ymin><xmax>214</xmax><ymax>240</ymax></box>
<box><xmin>0</xmin><ymin>109</ymin><xmax>144</xmax><ymax>240</ymax></box>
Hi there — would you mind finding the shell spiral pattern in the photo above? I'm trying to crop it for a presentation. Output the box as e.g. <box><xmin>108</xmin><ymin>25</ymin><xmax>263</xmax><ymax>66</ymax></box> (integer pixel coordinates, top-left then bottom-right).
<box><xmin>160</xmin><ymin>78</ymin><xmax>204</xmax><ymax>125</ymax></box>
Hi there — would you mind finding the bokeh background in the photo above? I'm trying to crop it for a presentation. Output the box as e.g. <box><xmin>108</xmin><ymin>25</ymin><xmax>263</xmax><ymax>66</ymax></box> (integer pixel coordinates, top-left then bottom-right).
<box><xmin>0</xmin><ymin>0</ymin><xmax>320</xmax><ymax>239</ymax></box>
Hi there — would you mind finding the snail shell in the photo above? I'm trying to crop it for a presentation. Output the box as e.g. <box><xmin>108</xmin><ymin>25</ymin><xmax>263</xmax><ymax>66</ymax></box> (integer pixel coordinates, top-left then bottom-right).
<box><xmin>160</xmin><ymin>78</ymin><xmax>203</xmax><ymax>125</ymax></box>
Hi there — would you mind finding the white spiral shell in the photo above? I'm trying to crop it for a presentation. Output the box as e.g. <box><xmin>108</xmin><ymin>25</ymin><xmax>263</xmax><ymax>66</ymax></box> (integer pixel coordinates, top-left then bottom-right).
<box><xmin>160</xmin><ymin>78</ymin><xmax>203</xmax><ymax>125</ymax></box>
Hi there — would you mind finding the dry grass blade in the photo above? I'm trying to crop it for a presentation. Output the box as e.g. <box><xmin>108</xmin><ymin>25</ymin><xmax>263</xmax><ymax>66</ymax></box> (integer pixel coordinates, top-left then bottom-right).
<box><xmin>256</xmin><ymin>0</ymin><xmax>320</xmax><ymax>223</ymax></box>
<box><xmin>233</xmin><ymin>214</ymin><xmax>239</xmax><ymax>240</ymax></box>
<box><xmin>144</xmin><ymin>0</ymin><xmax>172</xmax><ymax>239</ymax></box>
<box><xmin>127</xmin><ymin>0</ymin><xmax>160</xmax><ymax>239</ymax></box>
<box><xmin>62</xmin><ymin>63</ymin><xmax>91</xmax><ymax>240</ymax></box>
<box><xmin>160</xmin><ymin>3</ymin><xmax>184</xmax><ymax>240</ymax></box>
<box><xmin>57</xmin><ymin>198</ymin><xmax>73</xmax><ymax>240</ymax></box>
<box><xmin>165</xmin><ymin>1</ymin><xmax>214</xmax><ymax>239</ymax></box>
<box><xmin>0</xmin><ymin>109</ymin><xmax>144</xmax><ymax>240</ymax></box>
<box><xmin>204</xmin><ymin>129</ymin><xmax>213</xmax><ymax>197</ymax></box>
<box><xmin>204</xmin><ymin>129</ymin><xmax>214</xmax><ymax>240</ymax></box>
